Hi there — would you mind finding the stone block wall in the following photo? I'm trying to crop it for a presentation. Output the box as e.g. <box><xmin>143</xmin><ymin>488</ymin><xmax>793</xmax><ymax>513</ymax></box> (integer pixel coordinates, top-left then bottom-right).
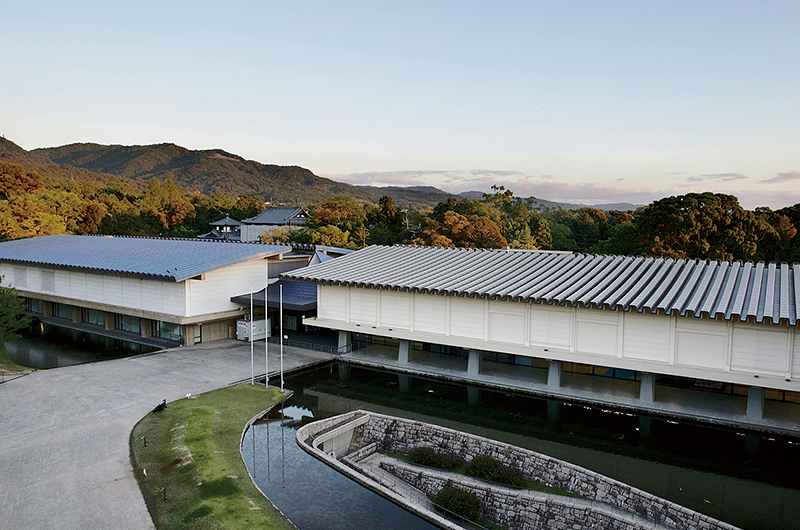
<box><xmin>351</xmin><ymin>412</ymin><xmax>738</xmax><ymax>530</ymax></box>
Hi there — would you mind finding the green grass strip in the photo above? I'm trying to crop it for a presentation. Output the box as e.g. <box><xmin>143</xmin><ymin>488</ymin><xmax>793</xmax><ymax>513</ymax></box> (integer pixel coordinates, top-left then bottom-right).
<box><xmin>130</xmin><ymin>384</ymin><xmax>297</xmax><ymax>530</ymax></box>
<box><xmin>0</xmin><ymin>343</ymin><xmax>34</xmax><ymax>375</ymax></box>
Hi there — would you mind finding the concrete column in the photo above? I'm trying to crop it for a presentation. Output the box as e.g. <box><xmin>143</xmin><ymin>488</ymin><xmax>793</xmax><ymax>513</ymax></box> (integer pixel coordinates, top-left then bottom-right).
<box><xmin>338</xmin><ymin>362</ymin><xmax>351</xmax><ymax>381</ymax></box>
<box><xmin>182</xmin><ymin>325</ymin><xmax>195</xmax><ymax>346</ymax></box>
<box><xmin>547</xmin><ymin>360</ymin><xmax>563</xmax><ymax>388</ymax></box>
<box><xmin>467</xmin><ymin>349</ymin><xmax>482</xmax><ymax>377</ymax></box>
<box><xmin>638</xmin><ymin>415</ymin><xmax>652</xmax><ymax>437</ymax></box>
<box><xmin>398</xmin><ymin>374</ymin><xmax>410</xmax><ymax>393</ymax></box>
<box><xmin>104</xmin><ymin>312</ymin><xmax>114</xmax><ymax>331</ymax></box>
<box><xmin>467</xmin><ymin>386</ymin><xmax>481</xmax><ymax>407</ymax></box>
<box><xmin>639</xmin><ymin>373</ymin><xmax>657</xmax><ymax>403</ymax></box>
<box><xmin>338</xmin><ymin>331</ymin><xmax>352</xmax><ymax>352</ymax></box>
<box><xmin>398</xmin><ymin>340</ymin><xmax>413</xmax><ymax>364</ymax></box>
<box><xmin>71</xmin><ymin>306</ymin><xmax>81</xmax><ymax>324</ymax></box>
<box><xmin>547</xmin><ymin>399</ymin><xmax>562</xmax><ymax>422</ymax></box>
<box><xmin>747</xmin><ymin>386</ymin><xmax>764</xmax><ymax>421</ymax></box>
<box><xmin>141</xmin><ymin>318</ymin><xmax>153</xmax><ymax>338</ymax></box>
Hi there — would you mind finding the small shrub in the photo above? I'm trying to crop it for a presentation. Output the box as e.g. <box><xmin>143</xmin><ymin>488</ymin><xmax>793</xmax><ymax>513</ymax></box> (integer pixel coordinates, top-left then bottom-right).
<box><xmin>433</xmin><ymin>486</ymin><xmax>480</xmax><ymax>521</ymax></box>
<box><xmin>437</xmin><ymin>452</ymin><xmax>466</xmax><ymax>470</ymax></box>
<box><xmin>465</xmin><ymin>454</ymin><xmax>526</xmax><ymax>487</ymax></box>
<box><xmin>408</xmin><ymin>446</ymin><xmax>439</xmax><ymax>467</ymax></box>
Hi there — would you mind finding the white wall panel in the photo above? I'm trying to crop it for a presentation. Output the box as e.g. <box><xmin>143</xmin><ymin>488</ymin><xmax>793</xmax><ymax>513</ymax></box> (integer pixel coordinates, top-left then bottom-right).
<box><xmin>576</xmin><ymin>308</ymin><xmax>619</xmax><ymax>356</ymax></box>
<box><xmin>54</xmin><ymin>270</ymin><xmax>71</xmax><ymax>297</ymax></box>
<box><xmin>450</xmin><ymin>296</ymin><xmax>485</xmax><ymax>340</ymax></box>
<box><xmin>103</xmin><ymin>277</ymin><xmax>123</xmax><ymax>306</ymax></box>
<box><xmin>349</xmin><ymin>288</ymin><xmax>378</xmax><ymax>325</ymax></box>
<box><xmin>675</xmin><ymin>318</ymin><xmax>727</xmax><ymax>369</ymax></box>
<box><xmin>489</xmin><ymin>300</ymin><xmax>526</xmax><ymax>345</ymax></box>
<box><xmin>380</xmin><ymin>290</ymin><xmax>411</xmax><ymax>329</ymax></box>
<box><xmin>793</xmin><ymin>330</ymin><xmax>800</xmax><ymax>376</ymax></box>
<box><xmin>529</xmin><ymin>304</ymin><xmax>572</xmax><ymax>348</ymax></box>
<box><xmin>69</xmin><ymin>272</ymin><xmax>87</xmax><ymax>301</ymax></box>
<box><xmin>189</xmin><ymin>259</ymin><xmax>267</xmax><ymax>316</ymax></box>
<box><xmin>319</xmin><ymin>285</ymin><xmax>348</xmax><ymax>321</ymax></box>
<box><xmin>413</xmin><ymin>295</ymin><xmax>446</xmax><ymax>334</ymax></box>
<box><xmin>731</xmin><ymin>323</ymin><xmax>788</xmax><ymax>375</ymax></box>
<box><xmin>623</xmin><ymin>312</ymin><xmax>670</xmax><ymax>362</ymax></box>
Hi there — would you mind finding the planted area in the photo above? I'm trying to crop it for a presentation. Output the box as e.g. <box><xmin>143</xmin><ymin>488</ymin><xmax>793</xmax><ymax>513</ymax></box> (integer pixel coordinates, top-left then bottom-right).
<box><xmin>408</xmin><ymin>447</ymin><xmax>465</xmax><ymax>470</ymax></box>
<box><xmin>464</xmin><ymin>455</ymin><xmax>526</xmax><ymax>488</ymax></box>
<box><xmin>432</xmin><ymin>486</ymin><xmax>481</xmax><ymax>521</ymax></box>
<box><xmin>130</xmin><ymin>384</ymin><xmax>297</xmax><ymax>530</ymax></box>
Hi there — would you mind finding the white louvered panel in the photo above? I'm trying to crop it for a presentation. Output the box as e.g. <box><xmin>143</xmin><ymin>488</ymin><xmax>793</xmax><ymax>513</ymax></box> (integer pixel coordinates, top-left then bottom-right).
<box><xmin>675</xmin><ymin>318</ymin><xmax>727</xmax><ymax>369</ymax></box>
<box><xmin>489</xmin><ymin>313</ymin><xmax>525</xmax><ymax>345</ymax></box>
<box><xmin>730</xmin><ymin>323</ymin><xmax>788</xmax><ymax>375</ymax></box>
<box><xmin>792</xmin><ymin>330</ymin><xmax>800</xmax><ymax>376</ymax></box>
<box><xmin>318</xmin><ymin>285</ymin><xmax>348</xmax><ymax>321</ymax></box>
<box><xmin>54</xmin><ymin>270</ymin><xmax>70</xmax><ymax>297</ymax></box>
<box><xmin>348</xmin><ymin>288</ymin><xmax>378</xmax><ymax>325</ymax></box>
<box><xmin>449</xmin><ymin>296</ymin><xmax>485</xmax><ymax>340</ymax></box>
<box><xmin>622</xmin><ymin>311</ymin><xmax>670</xmax><ymax>362</ymax></box>
<box><xmin>380</xmin><ymin>290</ymin><xmax>411</xmax><ymax>329</ymax></box>
<box><xmin>121</xmin><ymin>277</ymin><xmax>143</xmax><ymax>309</ymax></box>
<box><xmin>413</xmin><ymin>294</ymin><xmax>447</xmax><ymax>334</ymax></box>
<box><xmin>529</xmin><ymin>304</ymin><xmax>572</xmax><ymax>348</ymax></box>
<box><xmin>103</xmin><ymin>276</ymin><xmax>123</xmax><ymax>305</ymax></box>
<box><xmin>69</xmin><ymin>272</ymin><xmax>87</xmax><ymax>301</ymax></box>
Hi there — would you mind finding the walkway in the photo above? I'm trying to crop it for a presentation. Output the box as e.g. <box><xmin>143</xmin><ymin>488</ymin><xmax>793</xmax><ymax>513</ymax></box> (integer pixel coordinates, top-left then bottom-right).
<box><xmin>0</xmin><ymin>339</ymin><xmax>331</xmax><ymax>530</ymax></box>
<box><xmin>343</xmin><ymin>346</ymin><xmax>800</xmax><ymax>437</ymax></box>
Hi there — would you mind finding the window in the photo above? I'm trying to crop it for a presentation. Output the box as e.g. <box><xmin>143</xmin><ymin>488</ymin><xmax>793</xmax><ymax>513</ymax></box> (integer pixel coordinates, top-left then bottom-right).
<box><xmin>26</xmin><ymin>298</ymin><xmax>42</xmax><ymax>314</ymax></box>
<box><xmin>14</xmin><ymin>267</ymin><xmax>27</xmax><ymax>288</ymax></box>
<box><xmin>55</xmin><ymin>303</ymin><xmax>73</xmax><ymax>320</ymax></box>
<box><xmin>82</xmin><ymin>308</ymin><xmax>105</xmax><ymax>327</ymax></box>
<box><xmin>282</xmin><ymin>314</ymin><xmax>298</xmax><ymax>331</ymax></box>
<box><xmin>155</xmin><ymin>321</ymin><xmax>181</xmax><ymax>342</ymax></box>
<box><xmin>41</xmin><ymin>270</ymin><xmax>55</xmax><ymax>292</ymax></box>
<box><xmin>115</xmin><ymin>314</ymin><xmax>140</xmax><ymax>334</ymax></box>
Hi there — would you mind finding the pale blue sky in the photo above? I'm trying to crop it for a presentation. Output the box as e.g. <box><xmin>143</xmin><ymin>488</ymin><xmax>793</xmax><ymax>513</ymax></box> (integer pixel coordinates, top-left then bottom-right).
<box><xmin>3</xmin><ymin>1</ymin><xmax>799</xmax><ymax>208</ymax></box>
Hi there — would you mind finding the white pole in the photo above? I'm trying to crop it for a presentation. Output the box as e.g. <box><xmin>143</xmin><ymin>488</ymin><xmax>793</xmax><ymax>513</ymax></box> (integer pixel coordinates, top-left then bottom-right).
<box><xmin>265</xmin><ymin>259</ymin><xmax>269</xmax><ymax>388</ymax></box>
<box><xmin>250</xmin><ymin>292</ymin><xmax>254</xmax><ymax>385</ymax></box>
<box><xmin>280</xmin><ymin>283</ymin><xmax>284</xmax><ymax>391</ymax></box>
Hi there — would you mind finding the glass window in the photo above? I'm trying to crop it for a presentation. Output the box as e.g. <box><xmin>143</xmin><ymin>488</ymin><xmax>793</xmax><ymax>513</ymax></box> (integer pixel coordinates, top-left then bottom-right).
<box><xmin>26</xmin><ymin>298</ymin><xmax>42</xmax><ymax>314</ymax></box>
<box><xmin>55</xmin><ymin>303</ymin><xmax>73</xmax><ymax>320</ymax></box>
<box><xmin>82</xmin><ymin>308</ymin><xmax>106</xmax><ymax>327</ymax></box>
<box><xmin>115</xmin><ymin>314</ymin><xmax>140</xmax><ymax>334</ymax></box>
<box><xmin>156</xmin><ymin>321</ymin><xmax>182</xmax><ymax>342</ymax></box>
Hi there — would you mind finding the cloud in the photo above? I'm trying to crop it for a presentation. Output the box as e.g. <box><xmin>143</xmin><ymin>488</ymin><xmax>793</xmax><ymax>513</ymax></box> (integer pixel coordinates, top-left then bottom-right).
<box><xmin>685</xmin><ymin>173</ymin><xmax>748</xmax><ymax>183</ymax></box>
<box><xmin>324</xmin><ymin>169</ymin><xmax>800</xmax><ymax>210</ymax></box>
<box><xmin>759</xmin><ymin>170</ymin><xmax>800</xmax><ymax>184</ymax></box>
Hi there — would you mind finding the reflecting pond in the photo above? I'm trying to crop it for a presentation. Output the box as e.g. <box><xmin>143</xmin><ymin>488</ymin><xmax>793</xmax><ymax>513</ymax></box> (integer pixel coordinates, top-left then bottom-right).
<box><xmin>244</xmin><ymin>363</ymin><xmax>800</xmax><ymax>530</ymax></box>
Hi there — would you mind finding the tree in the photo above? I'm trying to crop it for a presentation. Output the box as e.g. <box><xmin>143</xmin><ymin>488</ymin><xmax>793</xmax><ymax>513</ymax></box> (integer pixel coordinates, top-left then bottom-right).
<box><xmin>634</xmin><ymin>193</ymin><xmax>759</xmax><ymax>261</ymax></box>
<box><xmin>0</xmin><ymin>279</ymin><xmax>31</xmax><ymax>342</ymax></box>
<box><xmin>0</xmin><ymin>162</ymin><xmax>42</xmax><ymax>197</ymax></box>
<box><xmin>414</xmin><ymin>211</ymin><xmax>507</xmax><ymax>248</ymax></box>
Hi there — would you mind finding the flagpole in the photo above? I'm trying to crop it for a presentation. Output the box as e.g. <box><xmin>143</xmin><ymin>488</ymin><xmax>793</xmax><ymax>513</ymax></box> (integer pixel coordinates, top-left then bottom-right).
<box><xmin>280</xmin><ymin>284</ymin><xmax>284</xmax><ymax>391</ymax></box>
<box><xmin>265</xmin><ymin>259</ymin><xmax>269</xmax><ymax>388</ymax></box>
<box><xmin>249</xmin><ymin>292</ymin><xmax>254</xmax><ymax>385</ymax></box>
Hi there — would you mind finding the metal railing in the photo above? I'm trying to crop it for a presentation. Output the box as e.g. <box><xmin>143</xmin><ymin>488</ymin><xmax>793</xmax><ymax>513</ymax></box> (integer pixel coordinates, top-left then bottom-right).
<box><xmin>267</xmin><ymin>336</ymin><xmax>349</xmax><ymax>355</ymax></box>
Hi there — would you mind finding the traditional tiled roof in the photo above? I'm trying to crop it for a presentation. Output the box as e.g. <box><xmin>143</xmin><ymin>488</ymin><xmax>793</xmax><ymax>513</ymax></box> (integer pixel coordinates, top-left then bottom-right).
<box><xmin>0</xmin><ymin>235</ymin><xmax>290</xmax><ymax>282</ymax></box>
<box><xmin>283</xmin><ymin>245</ymin><xmax>800</xmax><ymax>325</ymax></box>
<box><xmin>241</xmin><ymin>206</ymin><xmax>307</xmax><ymax>226</ymax></box>
<box><xmin>209</xmin><ymin>215</ymin><xmax>242</xmax><ymax>228</ymax></box>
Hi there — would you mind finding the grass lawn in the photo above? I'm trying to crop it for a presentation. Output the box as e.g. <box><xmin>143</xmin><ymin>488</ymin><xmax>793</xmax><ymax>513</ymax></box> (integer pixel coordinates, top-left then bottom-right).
<box><xmin>130</xmin><ymin>384</ymin><xmax>297</xmax><ymax>530</ymax></box>
<box><xmin>0</xmin><ymin>343</ymin><xmax>34</xmax><ymax>377</ymax></box>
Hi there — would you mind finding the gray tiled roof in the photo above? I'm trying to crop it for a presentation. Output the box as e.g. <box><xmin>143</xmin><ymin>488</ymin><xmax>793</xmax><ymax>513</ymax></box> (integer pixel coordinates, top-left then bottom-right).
<box><xmin>0</xmin><ymin>235</ymin><xmax>291</xmax><ymax>282</ymax></box>
<box><xmin>283</xmin><ymin>245</ymin><xmax>800</xmax><ymax>325</ymax></box>
<box><xmin>241</xmin><ymin>206</ymin><xmax>307</xmax><ymax>225</ymax></box>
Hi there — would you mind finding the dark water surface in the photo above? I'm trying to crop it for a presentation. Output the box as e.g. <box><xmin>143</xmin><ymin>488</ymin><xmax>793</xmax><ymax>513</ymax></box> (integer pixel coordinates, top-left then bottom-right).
<box><xmin>245</xmin><ymin>363</ymin><xmax>800</xmax><ymax>530</ymax></box>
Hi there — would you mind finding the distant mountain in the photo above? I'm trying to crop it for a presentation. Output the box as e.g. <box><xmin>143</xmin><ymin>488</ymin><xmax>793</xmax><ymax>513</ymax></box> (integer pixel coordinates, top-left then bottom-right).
<box><xmin>355</xmin><ymin>185</ymin><xmax>459</xmax><ymax>208</ymax></box>
<box><xmin>28</xmin><ymin>142</ymin><xmax>377</xmax><ymax>204</ymax></box>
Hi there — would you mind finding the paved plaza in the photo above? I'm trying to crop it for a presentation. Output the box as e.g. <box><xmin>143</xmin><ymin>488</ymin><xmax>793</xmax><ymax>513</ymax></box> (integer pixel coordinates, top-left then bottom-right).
<box><xmin>0</xmin><ymin>340</ymin><xmax>330</xmax><ymax>530</ymax></box>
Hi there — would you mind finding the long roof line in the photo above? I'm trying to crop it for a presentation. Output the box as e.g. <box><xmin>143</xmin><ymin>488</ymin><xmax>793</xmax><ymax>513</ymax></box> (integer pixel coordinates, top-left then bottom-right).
<box><xmin>283</xmin><ymin>245</ymin><xmax>799</xmax><ymax>325</ymax></box>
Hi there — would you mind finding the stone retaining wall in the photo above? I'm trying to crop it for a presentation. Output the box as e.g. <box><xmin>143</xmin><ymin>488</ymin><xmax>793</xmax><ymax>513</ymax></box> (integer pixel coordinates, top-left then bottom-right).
<box><xmin>383</xmin><ymin>460</ymin><xmax>662</xmax><ymax>530</ymax></box>
<box><xmin>351</xmin><ymin>412</ymin><xmax>738</xmax><ymax>530</ymax></box>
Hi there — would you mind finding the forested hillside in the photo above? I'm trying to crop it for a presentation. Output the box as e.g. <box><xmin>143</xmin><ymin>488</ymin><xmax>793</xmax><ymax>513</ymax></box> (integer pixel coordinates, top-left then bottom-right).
<box><xmin>28</xmin><ymin>142</ymin><xmax>375</xmax><ymax>203</ymax></box>
<box><xmin>1</xmin><ymin>138</ymin><xmax>797</xmax><ymax>263</ymax></box>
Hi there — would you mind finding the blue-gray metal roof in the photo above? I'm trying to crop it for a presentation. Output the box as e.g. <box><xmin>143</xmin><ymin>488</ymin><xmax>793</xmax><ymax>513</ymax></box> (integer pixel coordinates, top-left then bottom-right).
<box><xmin>230</xmin><ymin>280</ymin><xmax>317</xmax><ymax>312</ymax></box>
<box><xmin>0</xmin><ymin>235</ymin><xmax>291</xmax><ymax>282</ymax></box>
<box><xmin>283</xmin><ymin>245</ymin><xmax>800</xmax><ymax>326</ymax></box>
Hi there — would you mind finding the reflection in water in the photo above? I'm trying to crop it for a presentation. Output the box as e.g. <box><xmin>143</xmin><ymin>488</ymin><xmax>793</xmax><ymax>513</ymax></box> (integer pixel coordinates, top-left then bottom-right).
<box><xmin>242</xmin><ymin>404</ymin><xmax>438</xmax><ymax>530</ymax></box>
<box><xmin>5</xmin><ymin>337</ymin><xmax>109</xmax><ymax>369</ymax></box>
<box><xmin>244</xmin><ymin>364</ymin><xmax>800</xmax><ymax>530</ymax></box>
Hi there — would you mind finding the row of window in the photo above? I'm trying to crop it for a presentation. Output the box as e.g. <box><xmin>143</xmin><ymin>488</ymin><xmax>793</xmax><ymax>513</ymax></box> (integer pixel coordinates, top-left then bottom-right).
<box><xmin>24</xmin><ymin>299</ymin><xmax>181</xmax><ymax>342</ymax></box>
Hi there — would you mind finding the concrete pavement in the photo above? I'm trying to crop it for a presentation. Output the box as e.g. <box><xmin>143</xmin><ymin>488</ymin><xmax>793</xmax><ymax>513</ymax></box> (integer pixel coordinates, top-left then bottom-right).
<box><xmin>0</xmin><ymin>339</ymin><xmax>331</xmax><ymax>530</ymax></box>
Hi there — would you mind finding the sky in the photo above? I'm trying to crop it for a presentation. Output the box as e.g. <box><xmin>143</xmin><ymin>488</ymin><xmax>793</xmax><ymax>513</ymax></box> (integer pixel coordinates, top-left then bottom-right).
<box><xmin>3</xmin><ymin>1</ymin><xmax>799</xmax><ymax>209</ymax></box>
